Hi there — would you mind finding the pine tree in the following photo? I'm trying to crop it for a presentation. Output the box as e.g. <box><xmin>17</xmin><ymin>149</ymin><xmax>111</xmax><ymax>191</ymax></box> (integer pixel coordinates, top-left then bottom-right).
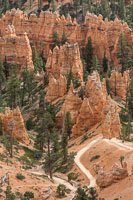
<box><xmin>66</xmin><ymin>70</ymin><xmax>73</xmax><ymax>91</ymax></box>
<box><xmin>0</xmin><ymin>59</ymin><xmax>6</xmax><ymax>90</ymax></box>
<box><xmin>6</xmin><ymin>65</ymin><xmax>21</xmax><ymax>109</ymax></box>
<box><xmin>120</xmin><ymin>78</ymin><xmax>133</xmax><ymax>140</ymax></box>
<box><xmin>51</xmin><ymin>0</ymin><xmax>56</xmax><ymax>13</ymax></box>
<box><xmin>0</xmin><ymin>116</ymin><xmax>3</xmax><ymax>136</ymax></box>
<box><xmin>5</xmin><ymin>177</ymin><xmax>15</xmax><ymax>200</ymax></box>
<box><xmin>99</xmin><ymin>0</ymin><xmax>110</xmax><ymax>20</ymax></box>
<box><xmin>43</xmin><ymin>112</ymin><xmax>55</xmax><ymax>179</ymax></box>
<box><xmin>91</xmin><ymin>56</ymin><xmax>100</xmax><ymax>73</ymax></box>
<box><xmin>4</xmin><ymin>0</ymin><xmax>10</xmax><ymax>12</ymax></box>
<box><xmin>61</xmin><ymin>131</ymin><xmax>68</xmax><ymax>164</ymax></box>
<box><xmin>38</xmin><ymin>0</ymin><xmax>43</xmax><ymax>12</ymax></box>
<box><xmin>17</xmin><ymin>0</ymin><xmax>22</xmax><ymax>9</ymax></box>
<box><xmin>84</xmin><ymin>37</ymin><xmax>93</xmax><ymax>73</ymax></box>
<box><xmin>61</xmin><ymin>31</ymin><xmax>67</xmax><ymax>45</ymax></box>
<box><xmin>53</xmin><ymin>31</ymin><xmax>59</xmax><ymax>47</ymax></box>
<box><xmin>73</xmin><ymin>0</ymin><xmax>80</xmax><ymax>19</ymax></box>
<box><xmin>117</xmin><ymin>33</ymin><xmax>132</xmax><ymax>74</ymax></box>
<box><xmin>3</xmin><ymin>57</ymin><xmax>9</xmax><ymax>80</ymax></box>
<box><xmin>65</xmin><ymin>112</ymin><xmax>73</xmax><ymax>139</ymax></box>
<box><xmin>118</xmin><ymin>0</ymin><xmax>126</xmax><ymax>20</ymax></box>
<box><xmin>102</xmin><ymin>51</ymin><xmax>108</xmax><ymax>73</ymax></box>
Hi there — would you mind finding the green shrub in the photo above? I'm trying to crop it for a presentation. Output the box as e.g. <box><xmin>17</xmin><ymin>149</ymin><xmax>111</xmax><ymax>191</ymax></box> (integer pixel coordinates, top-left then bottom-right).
<box><xmin>67</xmin><ymin>172</ymin><xmax>78</xmax><ymax>182</ymax></box>
<box><xmin>80</xmin><ymin>134</ymin><xmax>88</xmax><ymax>144</ymax></box>
<box><xmin>16</xmin><ymin>173</ymin><xmax>25</xmax><ymax>181</ymax></box>
<box><xmin>24</xmin><ymin>191</ymin><xmax>34</xmax><ymax>199</ymax></box>
<box><xmin>56</xmin><ymin>184</ymin><xmax>66</xmax><ymax>198</ymax></box>
<box><xmin>90</xmin><ymin>155</ymin><xmax>100</xmax><ymax>162</ymax></box>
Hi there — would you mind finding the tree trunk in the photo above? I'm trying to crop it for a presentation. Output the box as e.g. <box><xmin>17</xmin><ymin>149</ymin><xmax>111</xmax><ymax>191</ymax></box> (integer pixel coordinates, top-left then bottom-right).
<box><xmin>48</xmin><ymin>137</ymin><xmax>52</xmax><ymax>179</ymax></box>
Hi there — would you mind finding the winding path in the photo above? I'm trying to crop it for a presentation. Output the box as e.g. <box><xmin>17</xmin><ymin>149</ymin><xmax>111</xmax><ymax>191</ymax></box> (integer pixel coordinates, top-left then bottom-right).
<box><xmin>74</xmin><ymin>135</ymin><xmax>103</xmax><ymax>187</ymax></box>
<box><xmin>74</xmin><ymin>135</ymin><xmax>133</xmax><ymax>188</ymax></box>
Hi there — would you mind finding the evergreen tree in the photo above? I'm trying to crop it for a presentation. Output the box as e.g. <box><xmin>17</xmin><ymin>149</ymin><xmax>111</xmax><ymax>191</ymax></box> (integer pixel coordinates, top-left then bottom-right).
<box><xmin>84</xmin><ymin>37</ymin><xmax>93</xmax><ymax>73</ymax></box>
<box><xmin>43</xmin><ymin>112</ymin><xmax>56</xmax><ymax>179</ymax></box>
<box><xmin>118</xmin><ymin>0</ymin><xmax>126</xmax><ymax>20</ymax></box>
<box><xmin>6</xmin><ymin>65</ymin><xmax>21</xmax><ymax>109</ymax></box>
<box><xmin>102</xmin><ymin>51</ymin><xmax>108</xmax><ymax>73</ymax></box>
<box><xmin>73</xmin><ymin>0</ymin><xmax>80</xmax><ymax>19</ymax></box>
<box><xmin>17</xmin><ymin>0</ymin><xmax>22</xmax><ymax>9</ymax></box>
<box><xmin>65</xmin><ymin>112</ymin><xmax>73</xmax><ymax>139</ymax></box>
<box><xmin>3</xmin><ymin>57</ymin><xmax>9</xmax><ymax>80</ymax></box>
<box><xmin>0</xmin><ymin>116</ymin><xmax>3</xmax><ymax>136</ymax></box>
<box><xmin>66</xmin><ymin>70</ymin><xmax>73</xmax><ymax>91</ymax></box>
<box><xmin>53</xmin><ymin>31</ymin><xmax>59</xmax><ymax>47</ymax></box>
<box><xmin>32</xmin><ymin>46</ymin><xmax>44</xmax><ymax>73</ymax></box>
<box><xmin>99</xmin><ymin>0</ymin><xmax>110</xmax><ymax>20</ymax></box>
<box><xmin>73</xmin><ymin>185</ymin><xmax>89</xmax><ymax>200</ymax></box>
<box><xmin>38</xmin><ymin>0</ymin><xmax>43</xmax><ymax>12</ymax></box>
<box><xmin>61</xmin><ymin>131</ymin><xmax>68</xmax><ymax>164</ymax></box>
<box><xmin>4</xmin><ymin>0</ymin><xmax>10</xmax><ymax>12</ymax></box>
<box><xmin>117</xmin><ymin>33</ymin><xmax>132</xmax><ymax>74</ymax></box>
<box><xmin>5</xmin><ymin>177</ymin><xmax>15</xmax><ymax>200</ymax></box>
<box><xmin>120</xmin><ymin>78</ymin><xmax>133</xmax><ymax>140</ymax></box>
<box><xmin>61</xmin><ymin>31</ymin><xmax>67</xmax><ymax>45</ymax></box>
<box><xmin>0</xmin><ymin>59</ymin><xmax>6</xmax><ymax>90</ymax></box>
<box><xmin>91</xmin><ymin>56</ymin><xmax>100</xmax><ymax>73</ymax></box>
<box><xmin>51</xmin><ymin>0</ymin><xmax>56</xmax><ymax>13</ymax></box>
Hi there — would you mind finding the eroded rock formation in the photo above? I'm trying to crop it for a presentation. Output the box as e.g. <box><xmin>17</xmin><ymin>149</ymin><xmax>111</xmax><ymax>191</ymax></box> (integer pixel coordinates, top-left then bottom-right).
<box><xmin>56</xmin><ymin>82</ymin><xmax>82</xmax><ymax>127</ymax></box>
<box><xmin>108</xmin><ymin>70</ymin><xmax>131</xmax><ymax>100</ymax></box>
<box><xmin>45</xmin><ymin>75</ymin><xmax>67</xmax><ymax>102</ymax></box>
<box><xmin>0</xmin><ymin>25</ymin><xmax>34</xmax><ymax>72</ymax></box>
<box><xmin>0</xmin><ymin>107</ymin><xmax>29</xmax><ymax>144</ymax></box>
<box><xmin>99</xmin><ymin>101</ymin><xmax>121</xmax><ymax>139</ymax></box>
<box><xmin>96</xmin><ymin>162</ymin><xmax>128</xmax><ymax>188</ymax></box>
<box><xmin>46</xmin><ymin>43</ymin><xmax>83</xmax><ymax>81</ymax></box>
<box><xmin>0</xmin><ymin>9</ymin><xmax>132</xmax><ymax>67</ymax></box>
<box><xmin>72</xmin><ymin>71</ymin><xmax>121</xmax><ymax>138</ymax></box>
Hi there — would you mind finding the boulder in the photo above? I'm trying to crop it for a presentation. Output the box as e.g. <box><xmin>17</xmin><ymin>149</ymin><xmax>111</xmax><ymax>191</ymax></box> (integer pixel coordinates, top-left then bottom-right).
<box><xmin>96</xmin><ymin>163</ymin><xmax>128</xmax><ymax>188</ymax></box>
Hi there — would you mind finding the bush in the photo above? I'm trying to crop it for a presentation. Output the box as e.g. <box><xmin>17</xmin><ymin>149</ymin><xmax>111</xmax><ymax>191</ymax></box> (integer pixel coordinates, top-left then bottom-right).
<box><xmin>24</xmin><ymin>191</ymin><xmax>34</xmax><ymax>199</ymax></box>
<box><xmin>56</xmin><ymin>184</ymin><xmax>66</xmax><ymax>198</ymax></box>
<box><xmin>67</xmin><ymin>172</ymin><xmax>78</xmax><ymax>182</ymax></box>
<box><xmin>16</xmin><ymin>173</ymin><xmax>25</xmax><ymax>181</ymax></box>
<box><xmin>90</xmin><ymin>155</ymin><xmax>100</xmax><ymax>162</ymax></box>
<box><xmin>80</xmin><ymin>134</ymin><xmax>88</xmax><ymax>144</ymax></box>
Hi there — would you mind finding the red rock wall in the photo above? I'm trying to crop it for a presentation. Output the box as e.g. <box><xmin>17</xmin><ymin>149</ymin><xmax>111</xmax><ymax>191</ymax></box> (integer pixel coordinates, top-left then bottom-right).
<box><xmin>108</xmin><ymin>70</ymin><xmax>131</xmax><ymax>100</ymax></box>
<box><xmin>0</xmin><ymin>24</ymin><xmax>34</xmax><ymax>72</ymax></box>
<box><xmin>0</xmin><ymin>9</ymin><xmax>132</xmax><ymax>67</ymax></box>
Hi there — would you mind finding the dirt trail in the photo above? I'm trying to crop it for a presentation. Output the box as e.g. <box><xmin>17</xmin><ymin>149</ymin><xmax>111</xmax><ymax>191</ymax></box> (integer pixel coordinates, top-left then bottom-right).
<box><xmin>103</xmin><ymin>138</ymin><xmax>133</xmax><ymax>151</ymax></box>
<box><xmin>74</xmin><ymin>135</ymin><xmax>103</xmax><ymax>187</ymax></box>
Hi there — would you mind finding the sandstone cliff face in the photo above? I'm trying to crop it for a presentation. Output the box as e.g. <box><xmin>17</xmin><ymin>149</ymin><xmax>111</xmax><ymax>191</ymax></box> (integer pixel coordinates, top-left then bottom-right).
<box><xmin>99</xmin><ymin>101</ymin><xmax>121</xmax><ymax>139</ymax></box>
<box><xmin>96</xmin><ymin>162</ymin><xmax>128</xmax><ymax>188</ymax></box>
<box><xmin>108</xmin><ymin>70</ymin><xmax>131</xmax><ymax>101</ymax></box>
<box><xmin>46</xmin><ymin>43</ymin><xmax>83</xmax><ymax>81</ymax></box>
<box><xmin>72</xmin><ymin>71</ymin><xmax>121</xmax><ymax>138</ymax></box>
<box><xmin>45</xmin><ymin>75</ymin><xmax>67</xmax><ymax>102</ymax></box>
<box><xmin>72</xmin><ymin>71</ymin><xmax>107</xmax><ymax>137</ymax></box>
<box><xmin>0</xmin><ymin>25</ymin><xmax>34</xmax><ymax>72</ymax></box>
<box><xmin>56</xmin><ymin>82</ymin><xmax>82</xmax><ymax>127</ymax></box>
<box><xmin>0</xmin><ymin>107</ymin><xmax>29</xmax><ymax>145</ymax></box>
<box><xmin>0</xmin><ymin>9</ymin><xmax>132</xmax><ymax>67</ymax></box>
